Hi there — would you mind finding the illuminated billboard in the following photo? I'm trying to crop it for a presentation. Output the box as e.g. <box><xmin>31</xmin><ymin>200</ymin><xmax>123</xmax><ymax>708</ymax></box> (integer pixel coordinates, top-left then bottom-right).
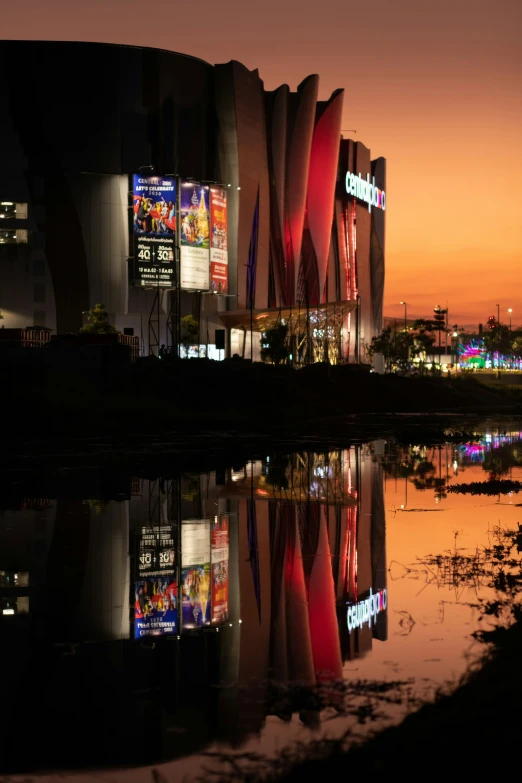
<box><xmin>211</xmin><ymin>516</ymin><xmax>229</xmax><ymax>623</ymax></box>
<box><xmin>131</xmin><ymin>174</ymin><xmax>176</xmax><ymax>288</ymax></box>
<box><xmin>134</xmin><ymin>576</ymin><xmax>178</xmax><ymax>638</ymax></box>
<box><xmin>181</xmin><ymin>520</ymin><xmax>211</xmax><ymax>628</ymax></box>
<box><xmin>180</xmin><ymin>181</ymin><xmax>210</xmax><ymax>291</ymax></box>
<box><xmin>210</xmin><ymin>187</ymin><xmax>228</xmax><ymax>294</ymax></box>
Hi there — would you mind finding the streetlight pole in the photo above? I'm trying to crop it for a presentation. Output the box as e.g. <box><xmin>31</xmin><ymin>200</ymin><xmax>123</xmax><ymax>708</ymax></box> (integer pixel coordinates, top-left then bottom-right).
<box><xmin>508</xmin><ymin>308</ymin><xmax>513</xmax><ymax>369</ymax></box>
<box><xmin>400</xmin><ymin>301</ymin><xmax>407</xmax><ymax>333</ymax></box>
<box><xmin>496</xmin><ymin>303</ymin><xmax>501</xmax><ymax>378</ymax></box>
<box><xmin>452</xmin><ymin>327</ymin><xmax>458</xmax><ymax>372</ymax></box>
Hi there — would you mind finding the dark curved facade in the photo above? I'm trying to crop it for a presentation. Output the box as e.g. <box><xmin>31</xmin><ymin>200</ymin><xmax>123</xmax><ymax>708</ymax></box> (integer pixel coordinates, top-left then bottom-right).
<box><xmin>0</xmin><ymin>40</ymin><xmax>385</xmax><ymax>361</ymax></box>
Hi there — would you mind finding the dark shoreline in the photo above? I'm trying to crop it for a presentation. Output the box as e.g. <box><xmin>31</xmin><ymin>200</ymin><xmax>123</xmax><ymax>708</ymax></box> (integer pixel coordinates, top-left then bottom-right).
<box><xmin>270</xmin><ymin>619</ymin><xmax>522</xmax><ymax>780</ymax></box>
<box><xmin>7</xmin><ymin>359</ymin><xmax>522</xmax><ymax>465</ymax></box>
<box><xmin>4</xmin><ymin>411</ymin><xmax>521</xmax><ymax>472</ymax></box>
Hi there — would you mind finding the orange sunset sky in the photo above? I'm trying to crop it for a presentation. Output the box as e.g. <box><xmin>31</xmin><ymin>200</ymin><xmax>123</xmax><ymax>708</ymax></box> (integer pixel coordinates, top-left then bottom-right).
<box><xmin>3</xmin><ymin>0</ymin><xmax>521</xmax><ymax>327</ymax></box>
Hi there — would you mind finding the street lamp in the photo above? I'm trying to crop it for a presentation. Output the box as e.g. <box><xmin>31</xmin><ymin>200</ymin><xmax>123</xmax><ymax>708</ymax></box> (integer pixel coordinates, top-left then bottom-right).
<box><xmin>400</xmin><ymin>301</ymin><xmax>407</xmax><ymax>333</ymax></box>
<box><xmin>452</xmin><ymin>327</ymin><xmax>458</xmax><ymax>371</ymax></box>
<box><xmin>508</xmin><ymin>308</ymin><xmax>512</xmax><ymax>331</ymax></box>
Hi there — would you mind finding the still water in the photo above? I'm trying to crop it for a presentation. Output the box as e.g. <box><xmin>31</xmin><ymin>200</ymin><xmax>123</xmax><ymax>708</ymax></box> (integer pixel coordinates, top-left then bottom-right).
<box><xmin>2</xmin><ymin>424</ymin><xmax>522</xmax><ymax>779</ymax></box>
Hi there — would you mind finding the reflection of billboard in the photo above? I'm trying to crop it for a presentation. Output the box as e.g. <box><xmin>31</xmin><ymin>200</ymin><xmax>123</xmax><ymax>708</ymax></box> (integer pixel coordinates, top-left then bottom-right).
<box><xmin>134</xmin><ymin>576</ymin><xmax>178</xmax><ymax>638</ymax></box>
<box><xmin>210</xmin><ymin>187</ymin><xmax>228</xmax><ymax>294</ymax></box>
<box><xmin>211</xmin><ymin>517</ymin><xmax>229</xmax><ymax>623</ymax></box>
<box><xmin>182</xmin><ymin>520</ymin><xmax>211</xmax><ymax>566</ymax></box>
<box><xmin>180</xmin><ymin>181</ymin><xmax>210</xmax><ymax>291</ymax></box>
<box><xmin>181</xmin><ymin>564</ymin><xmax>211</xmax><ymax>628</ymax></box>
<box><xmin>131</xmin><ymin>174</ymin><xmax>176</xmax><ymax>288</ymax></box>
<box><xmin>138</xmin><ymin>525</ymin><xmax>176</xmax><ymax>575</ymax></box>
<box><xmin>181</xmin><ymin>520</ymin><xmax>211</xmax><ymax>629</ymax></box>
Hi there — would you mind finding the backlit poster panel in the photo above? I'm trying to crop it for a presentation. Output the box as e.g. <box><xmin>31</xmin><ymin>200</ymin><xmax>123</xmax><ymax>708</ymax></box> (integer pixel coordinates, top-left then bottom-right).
<box><xmin>134</xmin><ymin>576</ymin><xmax>178</xmax><ymax>638</ymax></box>
<box><xmin>132</xmin><ymin>174</ymin><xmax>176</xmax><ymax>288</ymax></box>
<box><xmin>211</xmin><ymin>516</ymin><xmax>229</xmax><ymax>623</ymax></box>
<box><xmin>210</xmin><ymin>187</ymin><xmax>228</xmax><ymax>294</ymax></box>
<box><xmin>180</xmin><ymin>181</ymin><xmax>210</xmax><ymax>291</ymax></box>
<box><xmin>181</xmin><ymin>520</ymin><xmax>211</xmax><ymax>628</ymax></box>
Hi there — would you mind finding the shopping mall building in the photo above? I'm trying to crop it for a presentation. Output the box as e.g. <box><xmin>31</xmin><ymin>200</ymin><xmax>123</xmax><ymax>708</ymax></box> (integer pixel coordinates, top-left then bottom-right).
<box><xmin>0</xmin><ymin>40</ymin><xmax>385</xmax><ymax>362</ymax></box>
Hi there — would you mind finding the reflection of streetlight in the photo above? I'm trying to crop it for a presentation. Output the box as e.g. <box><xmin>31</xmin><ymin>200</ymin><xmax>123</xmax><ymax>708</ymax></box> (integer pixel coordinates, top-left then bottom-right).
<box><xmin>400</xmin><ymin>301</ymin><xmax>407</xmax><ymax>332</ymax></box>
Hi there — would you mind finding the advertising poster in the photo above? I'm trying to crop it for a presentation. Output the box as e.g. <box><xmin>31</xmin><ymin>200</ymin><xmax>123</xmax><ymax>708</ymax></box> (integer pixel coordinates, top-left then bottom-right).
<box><xmin>138</xmin><ymin>525</ymin><xmax>176</xmax><ymax>576</ymax></box>
<box><xmin>181</xmin><ymin>520</ymin><xmax>211</xmax><ymax>629</ymax></box>
<box><xmin>211</xmin><ymin>516</ymin><xmax>229</xmax><ymax>623</ymax></box>
<box><xmin>132</xmin><ymin>174</ymin><xmax>176</xmax><ymax>288</ymax></box>
<box><xmin>180</xmin><ymin>181</ymin><xmax>210</xmax><ymax>291</ymax></box>
<box><xmin>209</xmin><ymin>187</ymin><xmax>228</xmax><ymax>294</ymax></box>
<box><xmin>134</xmin><ymin>576</ymin><xmax>178</xmax><ymax>639</ymax></box>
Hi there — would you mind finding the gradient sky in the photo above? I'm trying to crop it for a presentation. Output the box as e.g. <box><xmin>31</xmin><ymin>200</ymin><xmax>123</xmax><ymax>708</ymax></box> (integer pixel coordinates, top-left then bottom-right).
<box><xmin>3</xmin><ymin>0</ymin><xmax>521</xmax><ymax>326</ymax></box>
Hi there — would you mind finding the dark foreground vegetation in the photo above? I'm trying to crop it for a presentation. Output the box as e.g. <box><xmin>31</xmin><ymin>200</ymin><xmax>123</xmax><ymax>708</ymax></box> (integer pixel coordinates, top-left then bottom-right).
<box><xmin>6</xmin><ymin>350</ymin><xmax>522</xmax><ymax>451</ymax></box>
<box><xmin>205</xmin><ymin>526</ymin><xmax>522</xmax><ymax>781</ymax></box>
<box><xmin>447</xmin><ymin>478</ymin><xmax>522</xmax><ymax>495</ymax></box>
<box><xmin>250</xmin><ymin>621</ymin><xmax>522</xmax><ymax>780</ymax></box>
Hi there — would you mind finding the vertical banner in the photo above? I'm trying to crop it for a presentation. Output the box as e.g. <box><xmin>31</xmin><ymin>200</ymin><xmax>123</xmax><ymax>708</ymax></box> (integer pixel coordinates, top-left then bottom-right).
<box><xmin>181</xmin><ymin>520</ymin><xmax>211</xmax><ymax>629</ymax></box>
<box><xmin>132</xmin><ymin>175</ymin><xmax>176</xmax><ymax>288</ymax></box>
<box><xmin>134</xmin><ymin>576</ymin><xmax>178</xmax><ymax>638</ymax></box>
<box><xmin>210</xmin><ymin>187</ymin><xmax>228</xmax><ymax>294</ymax></box>
<box><xmin>180</xmin><ymin>181</ymin><xmax>210</xmax><ymax>291</ymax></box>
<box><xmin>211</xmin><ymin>516</ymin><xmax>229</xmax><ymax>624</ymax></box>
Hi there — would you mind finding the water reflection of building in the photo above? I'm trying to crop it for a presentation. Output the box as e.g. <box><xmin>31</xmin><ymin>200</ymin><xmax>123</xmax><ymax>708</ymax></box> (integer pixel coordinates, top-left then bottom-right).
<box><xmin>0</xmin><ymin>447</ymin><xmax>386</xmax><ymax>772</ymax></box>
<box><xmin>219</xmin><ymin>446</ymin><xmax>387</xmax><ymax>723</ymax></box>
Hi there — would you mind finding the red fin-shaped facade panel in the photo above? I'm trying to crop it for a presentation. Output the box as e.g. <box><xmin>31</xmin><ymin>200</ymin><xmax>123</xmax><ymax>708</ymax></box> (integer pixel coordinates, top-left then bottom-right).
<box><xmin>306</xmin><ymin>89</ymin><xmax>344</xmax><ymax>302</ymax></box>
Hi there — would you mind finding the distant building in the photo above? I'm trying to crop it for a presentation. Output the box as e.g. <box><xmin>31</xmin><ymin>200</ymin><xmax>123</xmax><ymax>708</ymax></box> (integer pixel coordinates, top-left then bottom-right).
<box><xmin>0</xmin><ymin>41</ymin><xmax>385</xmax><ymax>363</ymax></box>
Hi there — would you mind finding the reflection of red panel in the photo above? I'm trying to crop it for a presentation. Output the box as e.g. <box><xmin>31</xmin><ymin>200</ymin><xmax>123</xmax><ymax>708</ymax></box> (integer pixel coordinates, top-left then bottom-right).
<box><xmin>306</xmin><ymin>90</ymin><xmax>344</xmax><ymax>302</ymax></box>
<box><xmin>307</xmin><ymin>516</ymin><xmax>343</xmax><ymax>682</ymax></box>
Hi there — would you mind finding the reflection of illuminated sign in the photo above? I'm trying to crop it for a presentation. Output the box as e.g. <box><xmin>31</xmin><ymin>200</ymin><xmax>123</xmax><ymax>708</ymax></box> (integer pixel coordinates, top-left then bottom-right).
<box><xmin>211</xmin><ymin>518</ymin><xmax>229</xmax><ymax>623</ymax></box>
<box><xmin>345</xmin><ymin>171</ymin><xmax>385</xmax><ymax>212</ymax></box>
<box><xmin>134</xmin><ymin>576</ymin><xmax>178</xmax><ymax>638</ymax></box>
<box><xmin>138</xmin><ymin>526</ymin><xmax>175</xmax><ymax>575</ymax></box>
<box><xmin>346</xmin><ymin>587</ymin><xmax>387</xmax><ymax>633</ymax></box>
<box><xmin>181</xmin><ymin>521</ymin><xmax>211</xmax><ymax>629</ymax></box>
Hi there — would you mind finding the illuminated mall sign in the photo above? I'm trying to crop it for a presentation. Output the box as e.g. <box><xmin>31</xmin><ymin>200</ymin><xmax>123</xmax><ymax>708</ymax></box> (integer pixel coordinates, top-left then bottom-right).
<box><xmin>346</xmin><ymin>587</ymin><xmax>387</xmax><ymax>633</ymax></box>
<box><xmin>345</xmin><ymin>171</ymin><xmax>386</xmax><ymax>212</ymax></box>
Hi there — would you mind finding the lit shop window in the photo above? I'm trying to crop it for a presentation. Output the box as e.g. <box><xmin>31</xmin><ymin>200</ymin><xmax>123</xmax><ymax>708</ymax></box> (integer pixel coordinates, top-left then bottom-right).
<box><xmin>0</xmin><ymin>228</ymin><xmax>28</xmax><ymax>244</ymax></box>
<box><xmin>0</xmin><ymin>571</ymin><xmax>29</xmax><ymax>587</ymax></box>
<box><xmin>0</xmin><ymin>201</ymin><xmax>27</xmax><ymax>219</ymax></box>
<box><xmin>2</xmin><ymin>597</ymin><xmax>30</xmax><ymax>616</ymax></box>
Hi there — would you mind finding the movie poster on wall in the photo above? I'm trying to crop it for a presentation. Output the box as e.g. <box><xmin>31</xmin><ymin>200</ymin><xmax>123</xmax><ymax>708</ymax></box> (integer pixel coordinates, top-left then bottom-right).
<box><xmin>211</xmin><ymin>516</ymin><xmax>229</xmax><ymax>624</ymax></box>
<box><xmin>181</xmin><ymin>520</ymin><xmax>211</xmax><ymax>629</ymax></box>
<box><xmin>134</xmin><ymin>576</ymin><xmax>178</xmax><ymax>639</ymax></box>
<box><xmin>210</xmin><ymin>187</ymin><xmax>228</xmax><ymax>294</ymax></box>
<box><xmin>132</xmin><ymin>175</ymin><xmax>176</xmax><ymax>288</ymax></box>
<box><xmin>180</xmin><ymin>181</ymin><xmax>210</xmax><ymax>291</ymax></box>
